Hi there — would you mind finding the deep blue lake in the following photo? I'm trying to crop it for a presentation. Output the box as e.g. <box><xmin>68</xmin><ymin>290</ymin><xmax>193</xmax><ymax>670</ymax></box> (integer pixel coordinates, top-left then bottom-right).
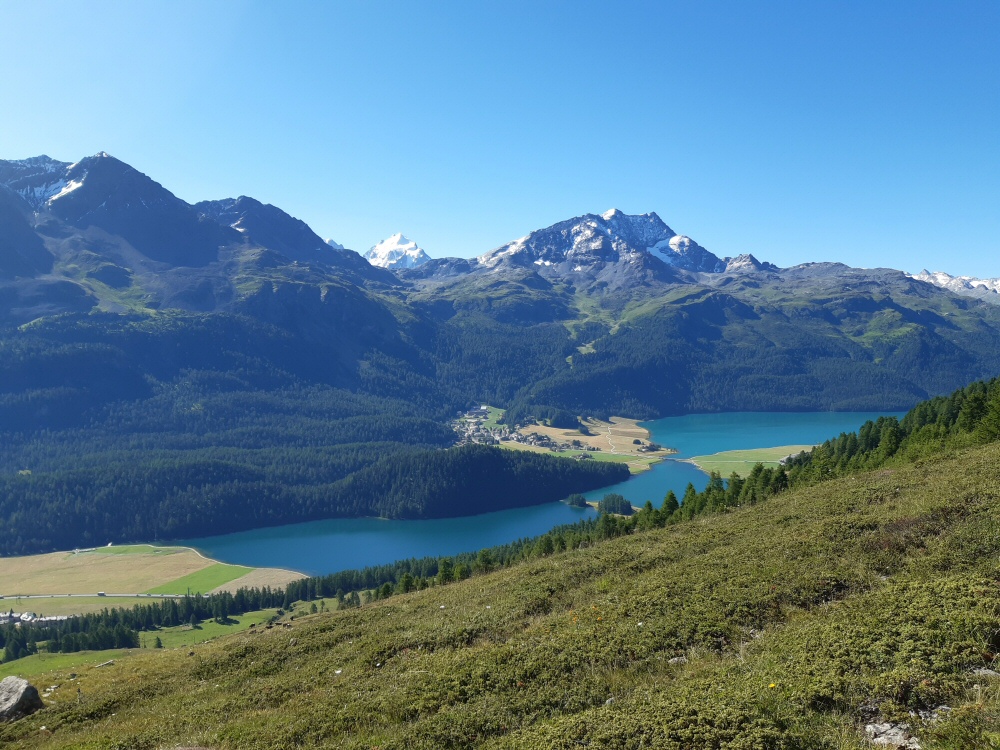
<box><xmin>178</xmin><ymin>410</ymin><xmax>901</xmax><ymax>575</ymax></box>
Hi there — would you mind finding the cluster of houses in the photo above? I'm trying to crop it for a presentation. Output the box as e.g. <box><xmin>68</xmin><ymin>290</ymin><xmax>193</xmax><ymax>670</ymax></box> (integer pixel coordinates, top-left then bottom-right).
<box><xmin>1</xmin><ymin>610</ymin><xmax>70</xmax><ymax>625</ymax></box>
<box><xmin>502</xmin><ymin>431</ymin><xmax>596</xmax><ymax>454</ymax></box>
<box><xmin>453</xmin><ymin>406</ymin><xmax>509</xmax><ymax>446</ymax></box>
<box><xmin>452</xmin><ymin>406</ymin><xmax>601</xmax><ymax>456</ymax></box>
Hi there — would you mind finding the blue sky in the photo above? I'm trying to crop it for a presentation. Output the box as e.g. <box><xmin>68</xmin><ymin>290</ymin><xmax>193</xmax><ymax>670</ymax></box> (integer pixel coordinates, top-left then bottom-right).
<box><xmin>1</xmin><ymin>1</ymin><xmax>997</xmax><ymax>276</ymax></box>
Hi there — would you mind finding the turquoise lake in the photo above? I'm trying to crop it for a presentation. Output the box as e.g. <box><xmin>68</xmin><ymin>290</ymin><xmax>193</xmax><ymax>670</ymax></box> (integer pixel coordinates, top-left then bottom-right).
<box><xmin>179</xmin><ymin>410</ymin><xmax>901</xmax><ymax>575</ymax></box>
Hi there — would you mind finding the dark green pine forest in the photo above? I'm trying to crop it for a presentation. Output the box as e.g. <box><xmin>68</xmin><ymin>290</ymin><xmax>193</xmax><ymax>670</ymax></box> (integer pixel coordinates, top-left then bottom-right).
<box><xmin>5</xmin><ymin>271</ymin><xmax>1000</xmax><ymax>555</ymax></box>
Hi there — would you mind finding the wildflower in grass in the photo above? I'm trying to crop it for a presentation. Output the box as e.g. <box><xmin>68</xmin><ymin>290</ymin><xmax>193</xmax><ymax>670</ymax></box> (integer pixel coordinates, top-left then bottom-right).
<box><xmin>768</xmin><ymin>683</ymin><xmax>777</xmax><ymax>688</ymax></box>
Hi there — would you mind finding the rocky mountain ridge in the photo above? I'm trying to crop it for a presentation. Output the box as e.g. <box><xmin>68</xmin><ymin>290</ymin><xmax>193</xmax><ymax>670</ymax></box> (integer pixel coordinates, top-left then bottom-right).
<box><xmin>469</xmin><ymin>207</ymin><xmax>771</xmax><ymax>279</ymax></box>
<box><xmin>909</xmin><ymin>269</ymin><xmax>1000</xmax><ymax>304</ymax></box>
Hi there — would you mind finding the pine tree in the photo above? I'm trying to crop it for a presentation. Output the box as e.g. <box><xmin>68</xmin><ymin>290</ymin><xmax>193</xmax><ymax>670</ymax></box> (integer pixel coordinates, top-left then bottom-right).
<box><xmin>974</xmin><ymin>389</ymin><xmax>1000</xmax><ymax>443</ymax></box>
<box><xmin>436</xmin><ymin>558</ymin><xmax>455</xmax><ymax>585</ymax></box>
<box><xmin>661</xmin><ymin>490</ymin><xmax>679</xmax><ymax>518</ymax></box>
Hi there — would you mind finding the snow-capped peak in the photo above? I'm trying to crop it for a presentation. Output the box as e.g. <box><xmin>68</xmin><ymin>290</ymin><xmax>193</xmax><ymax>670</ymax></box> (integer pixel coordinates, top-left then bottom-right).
<box><xmin>0</xmin><ymin>155</ymin><xmax>73</xmax><ymax>210</ymax></box>
<box><xmin>365</xmin><ymin>233</ymin><xmax>431</xmax><ymax>269</ymax></box>
<box><xmin>476</xmin><ymin>209</ymin><xmax>729</xmax><ymax>274</ymax></box>
<box><xmin>909</xmin><ymin>269</ymin><xmax>1000</xmax><ymax>296</ymax></box>
<box><xmin>325</xmin><ymin>238</ymin><xmax>345</xmax><ymax>251</ymax></box>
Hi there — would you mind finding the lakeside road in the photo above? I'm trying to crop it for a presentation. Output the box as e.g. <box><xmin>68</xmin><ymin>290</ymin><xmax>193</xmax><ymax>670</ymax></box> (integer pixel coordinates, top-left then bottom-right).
<box><xmin>2</xmin><ymin>592</ymin><xmax>207</xmax><ymax>601</ymax></box>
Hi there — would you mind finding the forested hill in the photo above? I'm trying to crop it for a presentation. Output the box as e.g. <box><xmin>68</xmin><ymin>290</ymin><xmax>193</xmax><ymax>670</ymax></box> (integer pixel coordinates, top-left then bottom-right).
<box><xmin>0</xmin><ymin>446</ymin><xmax>626</xmax><ymax>556</ymax></box>
<box><xmin>333</xmin><ymin>444</ymin><xmax>629</xmax><ymax>519</ymax></box>
<box><xmin>786</xmin><ymin>375</ymin><xmax>1000</xmax><ymax>479</ymax></box>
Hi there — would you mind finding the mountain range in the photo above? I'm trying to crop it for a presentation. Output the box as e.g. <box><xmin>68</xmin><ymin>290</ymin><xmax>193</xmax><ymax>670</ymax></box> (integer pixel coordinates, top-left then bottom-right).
<box><xmin>2</xmin><ymin>151</ymin><xmax>1000</xmax><ymax>549</ymax></box>
<box><xmin>0</xmin><ymin>151</ymin><xmax>991</xmax><ymax>320</ymax></box>
<box><xmin>2</xmin><ymin>151</ymin><xmax>999</xmax><ymax>412</ymax></box>
<box><xmin>3</xmin><ymin>154</ymin><xmax>998</xmax><ymax>747</ymax></box>
<box><xmin>908</xmin><ymin>268</ymin><xmax>1000</xmax><ymax>303</ymax></box>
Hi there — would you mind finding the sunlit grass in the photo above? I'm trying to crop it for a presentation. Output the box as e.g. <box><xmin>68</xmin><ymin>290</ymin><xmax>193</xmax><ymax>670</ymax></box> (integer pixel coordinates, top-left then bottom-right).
<box><xmin>146</xmin><ymin>564</ymin><xmax>253</xmax><ymax>595</ymax></box>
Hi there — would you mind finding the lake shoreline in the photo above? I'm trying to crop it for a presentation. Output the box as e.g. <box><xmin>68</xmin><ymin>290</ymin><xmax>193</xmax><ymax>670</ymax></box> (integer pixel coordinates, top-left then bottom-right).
<box><xmin>680</xmin><ymin>444</ymin><xmax>816</xmax><ymax>476</ymax></box>
<box><xmin>154</xmin><ymin>413</ymin><xmax>905</xmax><ymax>578</ymax></box>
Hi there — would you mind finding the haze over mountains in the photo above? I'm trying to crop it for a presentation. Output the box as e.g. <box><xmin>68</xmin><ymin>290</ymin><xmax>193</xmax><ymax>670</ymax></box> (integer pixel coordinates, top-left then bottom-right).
<box><xmin>3</xmin><ymin>151</ymin><xmax>1000</xmax><ymax>550</ymax></box>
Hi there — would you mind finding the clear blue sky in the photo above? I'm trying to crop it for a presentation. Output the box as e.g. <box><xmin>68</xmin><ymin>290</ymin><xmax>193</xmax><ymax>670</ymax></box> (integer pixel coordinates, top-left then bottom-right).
<box><xmin>1</xmin><ymin>1</ymin><xmax>997</xmax><ymax>276</ymax></box>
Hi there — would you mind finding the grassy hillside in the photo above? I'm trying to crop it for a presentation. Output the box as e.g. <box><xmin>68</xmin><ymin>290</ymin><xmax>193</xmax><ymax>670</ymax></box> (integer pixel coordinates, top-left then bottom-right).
<box><xmin>3</xmin><ymin>444</ymin><xmax>1000</xmax><ymax>748</ymax></box>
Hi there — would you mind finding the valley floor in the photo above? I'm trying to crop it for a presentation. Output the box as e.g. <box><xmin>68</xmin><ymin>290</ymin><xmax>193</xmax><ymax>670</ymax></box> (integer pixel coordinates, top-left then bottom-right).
<box><xmin>0</xmin><ymin>545</ymin><xmax>305</xmax><ymax>618</ymax></box>
<box><xmin>501</xmin><ymin>416</ymin><xmax>674</xmax><ymax>474</ymax></box>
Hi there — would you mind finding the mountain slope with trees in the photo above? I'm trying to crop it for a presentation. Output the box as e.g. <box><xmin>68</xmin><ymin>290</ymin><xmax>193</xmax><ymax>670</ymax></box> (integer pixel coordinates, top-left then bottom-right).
<box><xmin>3</xmin><ymin>415</ymin><xmax>999</xmax><ymax>748</ymax></box>
<box><xmin>3</xmin><ymin>152</ymin><xmax>1000</xmax><ymax>549</ymax></box>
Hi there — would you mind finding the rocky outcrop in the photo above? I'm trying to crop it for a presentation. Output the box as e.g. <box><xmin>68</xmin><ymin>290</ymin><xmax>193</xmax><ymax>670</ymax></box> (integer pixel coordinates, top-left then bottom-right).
<box><xmin>0</xmin><ymin>676</ymin><xmax>44</xmax><ymax>722</ymax></box>
<box><xmin>865</xmin><ymin>722</ymin><xmax>920</xmax><ymax>748</ymax></box>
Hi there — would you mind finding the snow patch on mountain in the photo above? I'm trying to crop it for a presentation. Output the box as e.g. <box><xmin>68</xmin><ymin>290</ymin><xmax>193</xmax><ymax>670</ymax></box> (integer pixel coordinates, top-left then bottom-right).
<box><xmin>647</xmin><ymin>234</ymin><xmax>724</xmax><ymax>272</ymax></box>
<box><xmin>47</xmin><ymin>177</ymin><xmax>86</xmax><ymax>204</ymax></box>
<box><xmin>910</xmin><ymin>269</ymin><xmax>1000</xmax><ymax>296</ymax></box>
<box><xmin>365</xmin><ymin>233</ymin><xmax>431</xmax><ymax>269</ymax></box>
<box><xmin>325</xmin><ymin>238</ymin><xmax>345</xmax><ymax>250</ymax></box>
<box><xmin>0</xmin><ymin>155</ymin><xmax>74</xmax><ymax>210</ymax></box>
<box><xmin>478</xmin><ymin>210</ymin><xmax>726</xmax><ymax>274</ymax></box>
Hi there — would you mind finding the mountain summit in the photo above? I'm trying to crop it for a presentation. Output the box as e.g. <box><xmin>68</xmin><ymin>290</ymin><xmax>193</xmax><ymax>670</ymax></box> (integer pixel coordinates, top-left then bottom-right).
<box><xmin>365</xmin><ymin>233</ymin><xmax>431</xmax><ymax>269</ymax></box>
<box><xmin>195</xmin><ymin>195</ymin><xmax>338</xmax><ymax>265</ymax></box>
<box><xmin>477</xmin><ymin>209</ymin><xmax>726</xmax><ymax>275</ymax></box>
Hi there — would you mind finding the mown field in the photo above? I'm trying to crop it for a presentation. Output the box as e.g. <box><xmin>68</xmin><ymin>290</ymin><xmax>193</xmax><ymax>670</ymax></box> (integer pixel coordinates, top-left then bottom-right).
<box><xmin>145</xmin><ymin>564</ymin><xmax>253</xmax><ymax>596</ymax></box>
<box><xmin>0</xmin><ymin>546</ymin><xmax>213</xmax><ymax>596</ymax></box>
<box><xmin>520</xmin><ymin>416</ymin><xmax>666</xmax><ymax>456</ymax></box>
<box><xmin>0</xmin><ymin>545</ymin><xmax>303</xmax><ymax>615</ymax></box>
<box><xmin>686</xmin><ymin>444</ymin><xmax>814</xmax><ymax>477</ymax></box>
<box><xmin>499</xmin><ymin>443</ymin><xmax>662</xmax><ymax>474</ymax></box>
<box><xmin>501</xmin><ymin>413</ymin><xmax>668</xmax><ymax>476</ymax></box>
<box><xmin>2</xmin><ymin>442</ymin><xmax>1000</xmax><ymax>748</ymax></box>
